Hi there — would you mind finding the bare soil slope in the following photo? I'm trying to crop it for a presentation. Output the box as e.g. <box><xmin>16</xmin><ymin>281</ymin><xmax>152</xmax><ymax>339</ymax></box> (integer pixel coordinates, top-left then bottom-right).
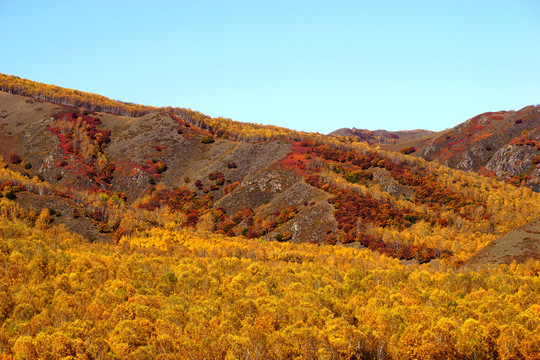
<box><xmin>467</xmin><ymin>219</ymin><xmax>540</xmax><ymax>266</ymax></box>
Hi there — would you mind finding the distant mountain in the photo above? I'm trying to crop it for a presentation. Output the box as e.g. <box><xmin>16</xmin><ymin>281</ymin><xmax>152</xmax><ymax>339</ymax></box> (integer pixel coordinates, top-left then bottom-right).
<box><xmin>329</xmin><ymin>127</ymin><xmax>433</xmax><ymax>145</ymax></box>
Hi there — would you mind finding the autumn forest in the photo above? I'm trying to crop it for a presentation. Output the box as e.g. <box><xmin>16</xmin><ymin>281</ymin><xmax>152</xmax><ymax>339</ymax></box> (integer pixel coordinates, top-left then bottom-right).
<box><xmin>0</xmin><ymin>73</ymin><xmax>539</xmax><ymax>359</ymax></box>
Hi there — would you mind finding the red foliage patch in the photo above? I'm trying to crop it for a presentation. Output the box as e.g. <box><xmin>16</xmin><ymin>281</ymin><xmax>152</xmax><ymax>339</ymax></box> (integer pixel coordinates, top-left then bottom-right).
<box><xmin>9</xmin><ymin>153</ymin><xmax>21</xmax><ymax>164</ymax></box>
<box><xmin>137</xmin><ymin>160</ymin><xmax>167</xmax><ymax>175</ymax></box>
<box><xmin>489</xmin><ymin>114</ymin><xmax>504</xmax><ymax>121</ymax></box>
<box><xmin>510</xmin><ymin>135</ymin><xmax>540</xmax><ymax>149</ymax></box>
<box><xmin>48</xmin><ymin>112</ymin><xmax>115</xmax><ymax>189</ymax></box>
<box><xmin>137</xmin><ymin>187</ymin><xmax>197</xmax><ymax>212</ymax></box>
<box><xmin>0</xmin><ymin>181</ymin><xmax>25</xmax><ymax>193</ymax></box>
<box><xmin>305</xmin><ymin>175</ymin><xmax>443</xmax><ymax>262</ymax></box>
<box><xmin>278</xmin><ymin>141</ymin><xmax>310</xmax><ymax>175</ymax></box>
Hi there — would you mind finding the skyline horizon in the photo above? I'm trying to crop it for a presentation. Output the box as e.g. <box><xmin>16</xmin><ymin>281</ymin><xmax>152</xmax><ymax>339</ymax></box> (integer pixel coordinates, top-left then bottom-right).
<box><xmin>1</xmin><ymin>1</ymin><xmax>538</xmax><ymax>134</ymax></box>
<box><xmin>2</xmin><ymin>71</ymin><xmax>533</xmax><ymax>135</ymax></box>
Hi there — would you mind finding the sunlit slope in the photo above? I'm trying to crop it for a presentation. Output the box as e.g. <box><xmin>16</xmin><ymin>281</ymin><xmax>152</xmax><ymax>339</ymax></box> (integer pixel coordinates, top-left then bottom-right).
<box><xmin>467</xmin><ymin>219</ymin><xmax>540</xmax><ymax>266</ymax></box>
<box><xmin>0</xmin><ymin>199</ymin><xmax>539</xmax><ymax>359</ymax></box>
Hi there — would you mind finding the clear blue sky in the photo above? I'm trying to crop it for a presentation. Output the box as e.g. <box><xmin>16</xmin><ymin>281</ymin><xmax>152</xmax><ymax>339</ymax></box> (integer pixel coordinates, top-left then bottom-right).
<box><xmin>1</xmin><ymin>1</ymin><xmax>538</xmax><ymax>134</ymax></box>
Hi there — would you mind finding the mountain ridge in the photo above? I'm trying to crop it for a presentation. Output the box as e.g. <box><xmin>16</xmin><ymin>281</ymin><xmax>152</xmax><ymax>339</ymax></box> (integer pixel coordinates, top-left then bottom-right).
<box><xmin>332</xmin><ymin>107</ymin><xmax>540</xmax><ymax>191</ymax></box>
<box><xmin>329</xmin><ymin>128</ymin><xmax>434</xmax><ymax>145</ymax></box>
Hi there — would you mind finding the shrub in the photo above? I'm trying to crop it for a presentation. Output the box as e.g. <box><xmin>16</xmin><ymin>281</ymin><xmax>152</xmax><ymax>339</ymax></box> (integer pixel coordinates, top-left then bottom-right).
<box><xmin>201</xmin><ymin>136</ymin><xmax>215</xmax><ymax>144</ymax></box>
<box><xmin>209</xmin><ymin>171</ymin><xmax>225</xmax><ymax>185</ymax></box>
<box><xmin>155</xmin><ymin>162</ymin><xmax>168</xmax><ymax>174</ymax></box>
<box><xmin>224</xmin><ymin>181</ymin><xmax>239</xmax><ymax>194</ymax></box>
<box><xmin>149</xmin><ymin>177</ymin><xmax>156</xmax><ymax>185</ymax></box>
<box><xmin>9</xmin><ymin>154</ymin><xmax>21</xmax><ymax>164</ymax></box>
<box><xmin>24</xmin><ymin>163</ymin><xmax>32</xmax><ymax>170</ymax></box>
<box><xmin>281</xmin><ymin>231</ymin><xmax>293</xmax><ymax>241</ymax></box>
<box><xmin>5</xmin><ymin>190</ymin><xmax>16</xmax><ymax>200</ymax></box>
<box><xmin>399</xmin><ymin>147</ymin><xmax>416</xmax><ymax>155</ymax></box>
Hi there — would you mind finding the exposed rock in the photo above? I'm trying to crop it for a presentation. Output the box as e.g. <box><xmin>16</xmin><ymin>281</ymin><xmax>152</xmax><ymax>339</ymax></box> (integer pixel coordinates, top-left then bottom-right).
<box><xmin>486</xmin><ymin>145</ymin><xmax>534</xmax><ymax>178</ymax></box>
<box><xmin>415</xmin><ymin>106</ymin><xmax>540</xmax><ymax>191</ymax></box>
<box><xmin>371</xmin><ymin>167</ymin><xmax>413</xmax><ymax>198</ymax></box>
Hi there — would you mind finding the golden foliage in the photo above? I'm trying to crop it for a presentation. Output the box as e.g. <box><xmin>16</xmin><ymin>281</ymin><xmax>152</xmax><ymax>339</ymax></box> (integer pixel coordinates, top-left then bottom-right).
<box><xmin>0</xmin><ymin>204</ymin><xmax>538</xmax><ymax>359</ymax></box>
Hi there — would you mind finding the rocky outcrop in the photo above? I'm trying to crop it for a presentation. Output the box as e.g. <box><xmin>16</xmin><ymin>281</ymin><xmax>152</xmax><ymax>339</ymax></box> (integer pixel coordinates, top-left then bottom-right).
<box><xmin>485</xmin><ymin>144</ymin><xmax>540</xmax><ymax>191</ymax></box>
<box><xmin>415</xmin><ymin>106</ymin><xmax>540</xmax><ymax>191</ymax></box>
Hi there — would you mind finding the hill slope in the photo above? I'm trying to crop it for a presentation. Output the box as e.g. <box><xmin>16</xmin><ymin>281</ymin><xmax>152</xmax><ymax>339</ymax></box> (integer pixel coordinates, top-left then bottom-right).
<box><xmin>0</xmin><ymin>197</ymin><xmax>538</xmax><ymax>359</ymax></box>
<box><xmin>1</xmin><ymin>86</ymin><xmax>539</xmax><ymax>267</ymax></box>
<box><xmin>0</xmin><ymin>74</ymin><xmax>539</xmax><ymax>360</ymax></box>
<box><xmin>467</xmin><ymin>219</ymin><xmax>540</xmax><ymax>266</ymax></box>
<box><xmin>332</xmin><ymin>108</ymin><xmax>540</xmax><ymax>191</ymax></box>
<box><xmin>415</xmin><ymin>108</ymin><xmax>540</xmax><ymax>191</ymax></box>
<box><xmin>329</xmin><ymin>127</ymin><xmax>433</xmax><ymax>144</ymax></box>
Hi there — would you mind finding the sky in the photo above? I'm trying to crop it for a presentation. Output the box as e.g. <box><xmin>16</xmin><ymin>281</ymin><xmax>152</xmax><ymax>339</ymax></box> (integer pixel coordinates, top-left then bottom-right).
<box><xmin>0</xmin><ymin>1</ymin><xmax>539</xmax><ymax>134</ymax></box>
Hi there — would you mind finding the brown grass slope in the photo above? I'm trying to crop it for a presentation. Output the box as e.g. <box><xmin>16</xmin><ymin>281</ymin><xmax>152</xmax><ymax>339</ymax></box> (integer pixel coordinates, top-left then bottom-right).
<box><xmin>467</xmin><ymin>219</ymin><xmax>540</xmax><ymax>266</ymax></box>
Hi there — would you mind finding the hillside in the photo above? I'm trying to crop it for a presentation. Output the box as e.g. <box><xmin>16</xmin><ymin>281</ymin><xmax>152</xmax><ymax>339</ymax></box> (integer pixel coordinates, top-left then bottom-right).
<box><xmin>0</xmin><ymin>196</ymin><xmax>538</xmax><ymax>359</ymax></box>
<box><xmin>415</xmin><ymin>108</ymin><xmax>540</xmax><ymax>191</ymax></box>
<box><xmin>1</xmin><ymin>80</ymin><xmax>540</xmax><ymax>266</ymax></box>
<box><xmin>0</xmin><ymin>74</ymin><xmax>540</xmax><ymax>359</ymax></box>
<box><xmin>467</xmin><ymin>219</ymin><xmax>540</xmax><ymax>266</ymax></box>
<box><xmin>332</xmin><ymin>108</ymin><xmax>540</xmax><ymax>192</ymax></box>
